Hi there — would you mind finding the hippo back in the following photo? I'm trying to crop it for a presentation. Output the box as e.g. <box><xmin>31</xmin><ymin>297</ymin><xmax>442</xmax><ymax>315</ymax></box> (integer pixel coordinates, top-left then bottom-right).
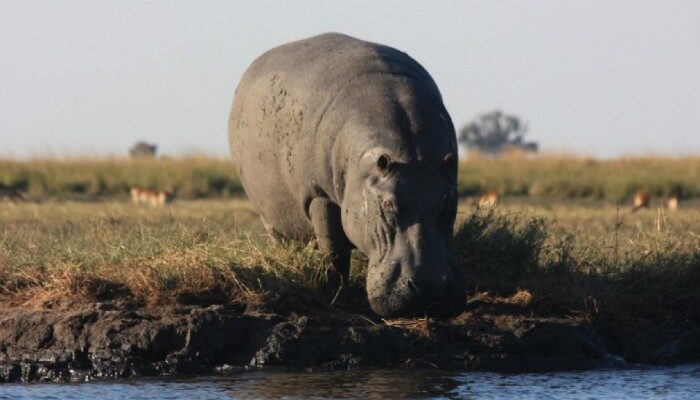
<box><xmin>228</xmin><ymin>33</ymin><xmax>445</xmax><ymax>238</ymax></box>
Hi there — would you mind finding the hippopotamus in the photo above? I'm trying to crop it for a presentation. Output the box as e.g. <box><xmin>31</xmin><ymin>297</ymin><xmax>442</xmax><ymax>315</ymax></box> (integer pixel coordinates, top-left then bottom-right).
<box><xmin>228</xmin><ymin>33</ymin><xmax>463</xmax><ymax>317</ymax></box>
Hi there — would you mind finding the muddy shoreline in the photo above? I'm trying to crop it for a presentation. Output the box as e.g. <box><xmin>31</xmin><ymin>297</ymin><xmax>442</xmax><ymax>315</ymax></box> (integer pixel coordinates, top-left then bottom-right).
<box><xmin>1</xmin><ymin>296</ymin><xmax>697</xmax><ymax>383</ymax></box>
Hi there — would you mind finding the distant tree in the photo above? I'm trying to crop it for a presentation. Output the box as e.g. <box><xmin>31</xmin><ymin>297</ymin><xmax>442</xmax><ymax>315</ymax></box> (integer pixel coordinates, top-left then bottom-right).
<box><xmin>458</xmin><ymin>110</ymin><xmax>538</xmax><ymax>155</ymax></box>
<box><xmin>129</xmin><ymin>141</ymin><xmax>157</xmax><ymax>158</ymax></box>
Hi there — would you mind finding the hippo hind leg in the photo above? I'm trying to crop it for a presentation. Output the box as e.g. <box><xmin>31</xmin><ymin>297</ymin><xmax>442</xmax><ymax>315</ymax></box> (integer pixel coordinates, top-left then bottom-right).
<box><xmin>309</xmin><ymin>198</ymin><xmax>352</xmax><ymax>298</ymax></box>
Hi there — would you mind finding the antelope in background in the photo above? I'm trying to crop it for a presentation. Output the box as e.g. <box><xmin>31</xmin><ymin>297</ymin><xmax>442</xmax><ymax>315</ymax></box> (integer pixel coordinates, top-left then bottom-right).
<box><xmin>0</xmin><ymin>183</ymin><xmax>26</xmax><ymax>203</ymax></box>
<box><xmin>631</xmin><ymin>191</ymin><xmax>650</xmax><ymax>213</ymax></box>
<box><xmin>667</xmin><ymin>195</ymin><xmax>679</xmax><ymax>211</ymax></box>
<box><xmin>131</xmin><ymin>185</ymin><xmax>174</xmax><ymax>206</ymax></box>
<box><xmin>477</xmin><ymin>190</ymin><xmax>499</xmax><ymax>208</ymax></box>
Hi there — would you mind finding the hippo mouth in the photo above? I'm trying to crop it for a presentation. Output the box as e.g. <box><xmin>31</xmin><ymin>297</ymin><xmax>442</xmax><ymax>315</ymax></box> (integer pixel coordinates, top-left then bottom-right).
<box><xmin>366</xmin><ymin>261</ymin><xmax>464</xmax><ymax>318</ymax></box>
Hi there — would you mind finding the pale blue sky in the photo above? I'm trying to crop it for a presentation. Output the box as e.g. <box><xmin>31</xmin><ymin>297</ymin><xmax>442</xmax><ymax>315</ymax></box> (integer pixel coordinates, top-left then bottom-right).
<box><xmin>1</xmin><ymin>0</ymin><xmax>698</xmax><ymax>157</ymax></box>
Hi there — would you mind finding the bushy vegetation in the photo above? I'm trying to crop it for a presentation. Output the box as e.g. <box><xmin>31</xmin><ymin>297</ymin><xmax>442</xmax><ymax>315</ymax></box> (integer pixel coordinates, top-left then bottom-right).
<box><xmin>2</xmin><ymin>154</ymin><xmax>699</xmax><ymax>201</ymax></box>
<box><xmin>453</xmin><ymin>209</ymin><xmax>699</xmax><ymax>324</ymax></box>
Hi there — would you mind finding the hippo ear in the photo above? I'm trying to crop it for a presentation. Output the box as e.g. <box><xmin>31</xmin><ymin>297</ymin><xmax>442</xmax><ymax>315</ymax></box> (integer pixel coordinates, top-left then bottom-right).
<box><xmin>442</xmin><ymin>153</ymin><xmax>456</xmax><ymax>169</ymax></box>
<box><xmin>377</xmin><ymin>154</ymin><xmax>392</xmax><ymax>174</ymax></box>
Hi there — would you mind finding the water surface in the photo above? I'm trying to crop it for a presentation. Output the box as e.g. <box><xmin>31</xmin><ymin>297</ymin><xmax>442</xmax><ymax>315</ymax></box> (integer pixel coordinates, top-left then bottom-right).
<box><xmin>2</xmin><ymin>363</ymin><xmax>698</xmax><ymax>399</ymax></box>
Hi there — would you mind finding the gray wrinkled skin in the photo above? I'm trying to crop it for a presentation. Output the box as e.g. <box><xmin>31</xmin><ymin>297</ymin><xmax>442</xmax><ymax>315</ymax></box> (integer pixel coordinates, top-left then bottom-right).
<box><xmin>229</xmin><ymin>33</ymin><xmax>464</xmax><ymax>317</ymax></box>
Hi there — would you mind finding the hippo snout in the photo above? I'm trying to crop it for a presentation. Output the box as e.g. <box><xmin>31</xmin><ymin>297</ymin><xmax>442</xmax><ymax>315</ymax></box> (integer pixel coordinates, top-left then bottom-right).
<box><xmin>366</xmin><ymin>261</ymin><xmax>465</xmax><ymax>318</ymax></box>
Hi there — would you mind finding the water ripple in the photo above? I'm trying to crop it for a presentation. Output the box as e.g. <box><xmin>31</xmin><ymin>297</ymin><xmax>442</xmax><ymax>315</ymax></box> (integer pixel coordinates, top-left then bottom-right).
<box><xmin>1</xmin><ymin>363</ymin><xmax>698</xmax><ymax>399</ymax></box>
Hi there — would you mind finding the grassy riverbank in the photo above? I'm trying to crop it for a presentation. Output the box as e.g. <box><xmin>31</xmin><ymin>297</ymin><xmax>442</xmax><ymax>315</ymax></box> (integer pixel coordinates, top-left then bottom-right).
<box><xmin>2</xmin><ymin>154</ymin><xmax>699</xmax><ymax>201</ymax></box>
<box><xmin>1</xmin><ymin>198</ymin><xmax>698</xmax><ymax>379</ymax></box>
<box><xmin>1</xmin><ymin>199</ymin><xmax>697</xmax><ymax>329</ymax></box>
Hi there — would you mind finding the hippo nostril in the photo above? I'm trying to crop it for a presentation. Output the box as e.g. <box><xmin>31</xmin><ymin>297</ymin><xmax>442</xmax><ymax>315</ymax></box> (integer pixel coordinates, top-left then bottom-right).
<box><xmin>406</xmin><ymin>279</ymin><xmax>419</xmax><ymax>294</ymax></box>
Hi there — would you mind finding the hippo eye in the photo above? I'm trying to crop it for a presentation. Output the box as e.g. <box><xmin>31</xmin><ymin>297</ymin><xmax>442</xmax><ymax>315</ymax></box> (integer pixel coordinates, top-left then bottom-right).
<box><xmin>377</xmin><ymin>154</ymin><xmax>392</xmax><ymax>174</ymax></box>
<box><xmin>442</xmin><ymin>153</ymin><xmax>456</xmax><ymax>169</ymax></box>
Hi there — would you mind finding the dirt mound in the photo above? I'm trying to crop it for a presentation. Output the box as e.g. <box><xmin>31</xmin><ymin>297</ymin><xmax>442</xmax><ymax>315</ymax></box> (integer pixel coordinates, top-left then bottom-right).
<box><xmin>0</xmin><ymin>301</ymin><xmax>615</xmax><ymax>383</ymax></box>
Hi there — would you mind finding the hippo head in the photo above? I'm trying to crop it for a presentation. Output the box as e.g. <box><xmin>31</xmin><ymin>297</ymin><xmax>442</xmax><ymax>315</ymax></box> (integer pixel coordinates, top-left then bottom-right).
<box><xmin>341</xmin><ymin>146</ymin><xmax>464</xmax><ymax>318</ymax></box>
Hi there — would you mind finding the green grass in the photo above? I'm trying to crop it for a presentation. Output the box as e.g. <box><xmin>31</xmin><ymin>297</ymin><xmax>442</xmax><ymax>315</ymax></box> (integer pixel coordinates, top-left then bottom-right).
<box><xmin>2</xmin><ymin>154</ymin><xmax>700</xmax><ymax>201</ymax></box>
<box><xmin>0</xmin><ymin>199</ymin><xmax>698</xmax><ymax>329</ymax></box>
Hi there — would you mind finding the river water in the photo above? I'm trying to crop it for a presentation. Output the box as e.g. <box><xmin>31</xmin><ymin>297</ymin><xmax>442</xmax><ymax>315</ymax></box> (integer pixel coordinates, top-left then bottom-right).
<box><xmin>1</xmin><ymin>363</ymin><xmax>699</xmax><ymax>399</ymax></box>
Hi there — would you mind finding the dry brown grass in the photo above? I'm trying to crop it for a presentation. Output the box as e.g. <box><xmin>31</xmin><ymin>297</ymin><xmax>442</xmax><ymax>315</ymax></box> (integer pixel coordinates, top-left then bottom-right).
<box><xmin>2</xmin><ymin>154</ymin><xmax>700</xmax><ymax>202</ymax></box>
<box><xmin>0</xmin><ymin>199</ymin><xmax>698</xmax><ymax>326</ymax></box>
<box><xmin>0</xmin><ymin>156</ymin><xmax>242</xmax><ymax>201</ymax></box>
<box><xmin>0</xmin><ymin>200</ymin><xmax>364</xmax><ymax>312</ymax></box>
<box><xmin>458</xmin><ymin>152</ymin><xmax>700</xmax><ymax>200</ymax></box>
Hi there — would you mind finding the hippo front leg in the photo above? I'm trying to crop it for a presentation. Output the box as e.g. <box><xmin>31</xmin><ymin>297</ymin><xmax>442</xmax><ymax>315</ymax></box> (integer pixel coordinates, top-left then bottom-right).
<box><xmin>309</xmin><ymin>198</ymin><xmax>352</xmax><ymax>293</ymax></box>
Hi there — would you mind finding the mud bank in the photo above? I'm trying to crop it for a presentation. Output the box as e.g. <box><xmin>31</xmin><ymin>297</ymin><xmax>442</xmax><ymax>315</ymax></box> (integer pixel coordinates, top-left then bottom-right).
<box><xmin>0</xmin><ymin>297</ymin><xmax>697</xmax><ymax>383</ymax></box>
